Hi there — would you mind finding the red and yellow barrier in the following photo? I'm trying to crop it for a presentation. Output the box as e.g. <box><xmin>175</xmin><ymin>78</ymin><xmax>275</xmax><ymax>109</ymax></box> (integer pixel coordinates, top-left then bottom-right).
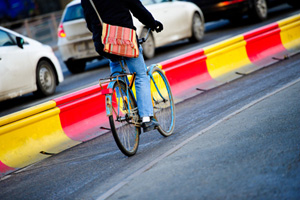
<box><xmin>278</xmin><ymin>14</ymin><xmax>300</xmax><ymax>54</ymax></box>
<box><xmin>54</xmin><ymin>85</ymin><xmax>109</xmax><ymax>142</ymax></box>
<box><xmin>160</xmin><ymin>49</ymin><xmax>217</xmax><ymax>100</ymax></box>
<box><xmin>158</xmin><ymin>14</ymin><xmax>300</xmax><ymax>101</ymax></box>
<box><xmin>1</xmin><ymin>14</ymin><xmax>300</xmax><ymax>177</ymax></box>
<box><xmin>205</xmin><ymin>35</ymin><xmax>252</xmax><ymax>81</ymax></box>
<box><xmin>0</xmin><ymin>102</ymin><xmax>80</xmax><ymax>175</ymax></box>
<box><xmin>245</xmin><ymin>23</ymin><xmax>288</xmax><ymax>67</ymax></box>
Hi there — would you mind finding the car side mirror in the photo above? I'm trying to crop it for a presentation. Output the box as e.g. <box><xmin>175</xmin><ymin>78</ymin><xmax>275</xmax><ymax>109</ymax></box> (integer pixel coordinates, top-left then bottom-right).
<box><xmin>16</xmin><ymin>36</ymin><xmax>24</xmax><ymax>49</ymax></box>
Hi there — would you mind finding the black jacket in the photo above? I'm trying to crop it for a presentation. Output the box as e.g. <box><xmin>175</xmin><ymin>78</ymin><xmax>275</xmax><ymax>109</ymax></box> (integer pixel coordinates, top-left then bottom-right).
<box><xmin>81</xmin><ymin>0</ymin><xmax>157</xmax><ymax>60</ymax></box>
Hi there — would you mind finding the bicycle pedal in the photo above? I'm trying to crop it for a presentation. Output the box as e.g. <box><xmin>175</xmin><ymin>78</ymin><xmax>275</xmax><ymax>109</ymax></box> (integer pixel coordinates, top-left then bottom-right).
<box><xmin>143</xmin><ymin>126</ymin><xmax>155</xmax><ymax>133</ymax></box>
<box><xmin>142</xmin><ymin>120</ymin><xmax>159</xmax><ymax>132</ymax></box>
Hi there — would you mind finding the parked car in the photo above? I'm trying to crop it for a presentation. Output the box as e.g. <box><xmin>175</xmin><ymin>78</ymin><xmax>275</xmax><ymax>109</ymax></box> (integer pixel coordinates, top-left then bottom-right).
<box><xmin>0</xmin><ymin>26</ymin><xmax>64</xmax><ymax>102</ymax></box>
<box><xmin>57</xmin><ymin>0</ymin><xmax>205</xmax><ymax>73</ymax></box>
<box><xmin>180</xmin><ymin>0</ymin><xmax>300</xmax><ymax>22</ymax></box>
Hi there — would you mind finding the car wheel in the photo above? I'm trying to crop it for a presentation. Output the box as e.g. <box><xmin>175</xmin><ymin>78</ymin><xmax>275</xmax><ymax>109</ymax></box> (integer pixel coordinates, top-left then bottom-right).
<box><xmin>141</xmin><ymin>29</ymin><xmax>155</xmax><ymax>60</ymax></box>
<box><xmin>65</xmin><ymin>60</ymin><xmax>86</xmax><ymax>74</ymax></box>
<box><xmin>34</xmin><ymin>60</ymin><xmax>57</xmax><ymax>97</ymax></box>
<box><xmin>189</xmin><ymin>12</ymin><xmax>204</xmax><ymax>43</ymax></box>
<box><xmin>249</xmin><ymin>0</ymin><xmax>268</xmax><ymax>22</ymax></box>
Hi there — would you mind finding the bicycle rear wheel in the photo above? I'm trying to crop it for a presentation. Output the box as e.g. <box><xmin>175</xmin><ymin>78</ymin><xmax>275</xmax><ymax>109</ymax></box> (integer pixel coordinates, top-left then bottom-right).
<box><xmin>149</xmin><ymin>66</ymin><xmax>175</xmax><ymax>137</ymax></box>
<box><xmin>109</xmin><ymin>81</ymin><xmax>140</xmax><ymax>156</ymax></box>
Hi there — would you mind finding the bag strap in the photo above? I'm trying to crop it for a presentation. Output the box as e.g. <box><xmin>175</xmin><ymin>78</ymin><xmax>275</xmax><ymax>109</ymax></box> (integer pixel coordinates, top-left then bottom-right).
<box><xmin>89</xmin><ymin>0</ymin><xmax>103</xmax><ymax>25</ymax></box>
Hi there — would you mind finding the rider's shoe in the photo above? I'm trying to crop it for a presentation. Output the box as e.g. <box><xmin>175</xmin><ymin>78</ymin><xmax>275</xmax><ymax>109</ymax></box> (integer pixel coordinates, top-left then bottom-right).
<box><xmin>142</xmin><ymin>117</ymin><xmax>159</xmax><ymax>132</ymax></box>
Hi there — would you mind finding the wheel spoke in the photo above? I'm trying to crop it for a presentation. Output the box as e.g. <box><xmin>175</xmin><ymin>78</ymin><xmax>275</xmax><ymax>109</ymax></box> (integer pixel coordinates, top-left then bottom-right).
<box><xmin>150</xmin><ymin>67</ymin><xmax>175</xmax><ymax>137</ymax></box>
<box><xmin>109</xmin><ymin>81</ymin><xmax>140</xmax><ymax>156</ymax></box>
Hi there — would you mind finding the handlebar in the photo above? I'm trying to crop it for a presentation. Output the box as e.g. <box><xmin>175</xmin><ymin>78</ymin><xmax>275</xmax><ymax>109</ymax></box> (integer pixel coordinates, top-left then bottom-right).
<box><xmin>138</xmin><ymin>28</ymin><xmax>152</xmax><ymax>44</ymax></box>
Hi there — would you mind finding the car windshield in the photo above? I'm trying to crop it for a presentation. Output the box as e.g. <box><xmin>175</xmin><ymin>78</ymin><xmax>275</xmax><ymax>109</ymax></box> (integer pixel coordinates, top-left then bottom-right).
<box><xmin>141</xmin><ymin>0</ymin><xmax>170</xmax><ymax>5</ymax></box>
<box><xmin>0</xmin><ymin>30</ymin><xmax>15</xmax><ymax>47</ymax></box>
<box><xmin>63</xmin><ymin>4</ymin><xmax>84</xmax><ymax>22</ymax></box>
<box><xmin>141</xmin><ymin>0</ymin><xmax>155</xmax><ymax>5</ymax></box>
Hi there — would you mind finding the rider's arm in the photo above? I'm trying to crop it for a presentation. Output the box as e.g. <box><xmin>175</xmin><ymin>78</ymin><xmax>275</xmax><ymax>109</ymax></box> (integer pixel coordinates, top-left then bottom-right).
<box><xmin>81</xmin><ymin>1</ymin><xmax>93</xmax><ymax>32</ymax></box>
<box><xmin>124</xmin><ymin>0</ymin><xmax>157</xmax><ymax>30</ymax></box>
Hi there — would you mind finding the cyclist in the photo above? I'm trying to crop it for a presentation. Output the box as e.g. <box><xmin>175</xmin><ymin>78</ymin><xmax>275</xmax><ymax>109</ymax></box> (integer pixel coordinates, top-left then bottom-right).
<box><xmin>81</xmin><ymin>0</ymin><xmax>164</xmax><ymax>132</ymax></box>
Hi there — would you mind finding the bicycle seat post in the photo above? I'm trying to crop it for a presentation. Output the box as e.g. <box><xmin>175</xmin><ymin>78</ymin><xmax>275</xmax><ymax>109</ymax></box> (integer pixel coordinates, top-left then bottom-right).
<box><xmin>119</xmin><ymin>59</ymin><xmax>127</xmax><ymax>73</ymax></box>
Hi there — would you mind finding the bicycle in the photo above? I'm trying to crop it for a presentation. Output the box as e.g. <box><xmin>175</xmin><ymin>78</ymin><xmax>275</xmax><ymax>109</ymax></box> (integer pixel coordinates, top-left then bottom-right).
<box><xmin>99</xmin><ymin>29</ymin><xmax>175</xmax><ymax>156</ymax></box>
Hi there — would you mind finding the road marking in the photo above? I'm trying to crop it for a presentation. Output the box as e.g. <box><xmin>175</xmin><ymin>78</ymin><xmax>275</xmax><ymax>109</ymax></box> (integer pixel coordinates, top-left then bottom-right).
<box><xmin>97</xmin><ymin>78</ymin><xmax>300</xmax><ymax>200</ymax></box>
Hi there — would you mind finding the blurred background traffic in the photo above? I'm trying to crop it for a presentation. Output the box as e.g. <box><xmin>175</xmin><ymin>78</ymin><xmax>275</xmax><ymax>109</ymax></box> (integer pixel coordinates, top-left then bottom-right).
<box><xmin>2</xmin><ymin>0</ymin><xmax>299</xmax><ymax>55</ymax></box>
<box><xmin>1</xmin><ymin>0</ymin><xmax>71</xmax><ymax>47</ymax></box>
<box><xmin>0</xmin><ymin>0</ymin><xmax>299</xmax><ymax>110</ymax></box>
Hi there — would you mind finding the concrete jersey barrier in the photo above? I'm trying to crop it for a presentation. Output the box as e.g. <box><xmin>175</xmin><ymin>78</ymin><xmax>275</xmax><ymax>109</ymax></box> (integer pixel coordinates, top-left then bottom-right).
<box><xmin>1</xmin><ymin>14</ymin><xmax>300</xmax><ymax>177</ymax></box>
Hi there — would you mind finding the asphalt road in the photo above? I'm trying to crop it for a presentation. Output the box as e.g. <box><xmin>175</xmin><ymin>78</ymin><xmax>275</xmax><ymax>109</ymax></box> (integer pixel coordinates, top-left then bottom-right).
<box><xmin>0</xmin><ymin>4</ymin><xmax>300</xmax><ymax>200</ymax></box>
<box><xmin>0</xmin><ymin>4</ymin><xmax>300</xmax><ymax>117</ymax></box>
<box><xmin>107</xmin><ymin>66</ymin><xmax>300</xmax><ymax>200</ymax></box>
<box><xmin>0</xmin><ymin>43</ymin><xmax>299</xmax><ymax>199</ymax></box>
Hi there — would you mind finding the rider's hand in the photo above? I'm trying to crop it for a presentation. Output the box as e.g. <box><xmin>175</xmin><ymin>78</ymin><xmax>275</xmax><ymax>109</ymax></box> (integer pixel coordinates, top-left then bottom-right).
<box><xmin>154</xmin><ymin>20</ymin><xmax>163</xmax><ymax>33</ymax></box>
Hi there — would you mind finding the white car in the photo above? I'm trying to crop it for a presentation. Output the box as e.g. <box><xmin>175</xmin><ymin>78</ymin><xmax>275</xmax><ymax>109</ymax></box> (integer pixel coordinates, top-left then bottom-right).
<box><xmin>135</xmin><ymin>0</ymin><xmax>205</xmax><ymax>59</ymax></box>
<box><xmin>0</xmin><ymin>26</ymin><xmax>64</xmax><ymax>102</ymax></box>
<box><xmin>57</xmin><ymin>0</ymin><xmax>205</xmax><ymax>73</ymax></box>
<box><xmin>57</xmin><ymin>0</ymin><xmax>99</xmax><ymax>74</ymax></box>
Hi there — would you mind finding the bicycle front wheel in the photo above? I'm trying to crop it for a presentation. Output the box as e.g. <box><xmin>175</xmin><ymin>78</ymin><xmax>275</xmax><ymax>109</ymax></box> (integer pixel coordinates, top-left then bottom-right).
<box><xmin>150</xmin><ymin>66</ymin><xmax>175</xmax><ymax>137</ymax></box>
<box><xmin>109</xmin><ymin>81</ymin><xmax>141</xmax><ymax>156</ymax></box>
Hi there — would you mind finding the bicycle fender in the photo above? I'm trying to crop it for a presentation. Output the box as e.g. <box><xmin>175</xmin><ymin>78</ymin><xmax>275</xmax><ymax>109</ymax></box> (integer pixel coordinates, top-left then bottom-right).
<box><xmin>147</xmin><ymin>64</ymin><xmax>163</xmax><ymax>75</ymax></box>
<box><xmin>147</xmin><ymin>64</ymin><xmax>157</xmax><ymax>75</ymax></box>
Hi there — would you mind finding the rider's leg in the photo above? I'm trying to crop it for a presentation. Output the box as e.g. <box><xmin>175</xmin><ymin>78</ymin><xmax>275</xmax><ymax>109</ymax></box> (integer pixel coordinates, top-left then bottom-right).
<box><xmin>109</xmin><ymin>46</ymin><xmax>158</xmax><ymax>131</ymax></box>
<box><xmin>123</xmin><ymin>46</ymin><xmax>153</xmax><ymax>118</ymax></box>
<box><xmin>108</xmin><ymin>60</ymin><xmax>124</xmax><ymax>87</ymax></box>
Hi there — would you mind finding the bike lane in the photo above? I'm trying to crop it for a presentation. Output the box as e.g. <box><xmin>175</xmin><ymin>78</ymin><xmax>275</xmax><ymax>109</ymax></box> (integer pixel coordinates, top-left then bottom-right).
<box><xmin>102</xmin><ymin>79</ymin><xmax>300</xmax><ymax>200</ymax></box>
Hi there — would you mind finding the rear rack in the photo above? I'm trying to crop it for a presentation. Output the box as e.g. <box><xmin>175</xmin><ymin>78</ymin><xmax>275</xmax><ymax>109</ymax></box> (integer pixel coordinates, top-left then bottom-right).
<box><xmin>98</xmin><ymin>73</ymin><xmax>132</xmax><ymax>90</ymax></box>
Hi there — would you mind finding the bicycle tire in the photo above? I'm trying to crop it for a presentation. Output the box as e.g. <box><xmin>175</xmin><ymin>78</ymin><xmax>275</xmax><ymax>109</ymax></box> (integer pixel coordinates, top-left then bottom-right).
<box><xmin>109</xmin><ymin>81</ymin><xmax>140</xmax><ymax>156</ymax></box>
<box><xmin>149</xmin><ymin>66</ymin><xmax>175</xmax><ymax>137</ymax></box>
